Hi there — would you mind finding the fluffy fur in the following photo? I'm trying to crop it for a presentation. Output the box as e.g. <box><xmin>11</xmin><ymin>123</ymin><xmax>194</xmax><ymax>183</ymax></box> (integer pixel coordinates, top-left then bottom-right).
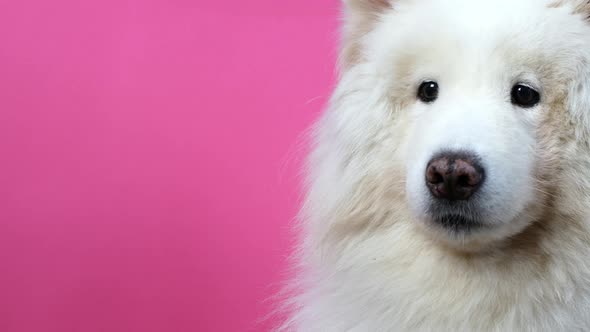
<box><xmin>282</xmin><ymin>0</ymin><xmax>590</xmax><ymax>331</ymax></box>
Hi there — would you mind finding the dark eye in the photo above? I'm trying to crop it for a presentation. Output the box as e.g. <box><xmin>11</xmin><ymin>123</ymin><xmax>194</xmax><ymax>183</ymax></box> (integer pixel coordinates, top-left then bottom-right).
<box><xmin>511</xmin><ymin>84</ymin><xmax>540</xmax><ymax>108</ymax></box>
<box><xmin>417</xmin><ymin>81</ymin><xmax>439</xmax><ymax>103</ymax></box>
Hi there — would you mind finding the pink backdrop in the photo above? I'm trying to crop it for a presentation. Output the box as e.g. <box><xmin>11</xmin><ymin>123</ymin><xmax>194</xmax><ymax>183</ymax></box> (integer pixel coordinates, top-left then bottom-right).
<box><xmin>0</xmin><ymin>1</ymin><xmax>338</xmax><ymax>331</ymax></box>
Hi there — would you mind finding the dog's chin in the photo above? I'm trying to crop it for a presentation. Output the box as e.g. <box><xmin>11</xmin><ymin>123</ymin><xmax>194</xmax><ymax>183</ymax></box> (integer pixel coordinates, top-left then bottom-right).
<box><xmin>430</xmin><ymin>214</ymin><xmax>488</xmax><ymax>233</ymax></box>
<box><xmin>420</xmin><ymin>213</ymin><xmax>506</xmax><ymax>253</ymax></box>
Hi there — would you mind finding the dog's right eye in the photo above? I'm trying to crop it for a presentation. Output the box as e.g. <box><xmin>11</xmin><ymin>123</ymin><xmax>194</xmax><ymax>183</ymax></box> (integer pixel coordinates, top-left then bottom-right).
<box><xmin>418</xmin><ymin>81</ymin><xmax>439</xmax><ymax>103</ymax></box>
<box><xmin>511</xmin><ymin>84</ymin><xmax>540</xmax><ymax>108</ymax></box>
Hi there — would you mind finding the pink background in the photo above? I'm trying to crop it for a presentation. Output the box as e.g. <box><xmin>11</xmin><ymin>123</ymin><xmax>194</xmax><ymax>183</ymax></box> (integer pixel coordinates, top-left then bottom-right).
<box><xmin>0</xmin><ymin>1</ymin><xmax>338</xmax><ymax>331</ymax></box>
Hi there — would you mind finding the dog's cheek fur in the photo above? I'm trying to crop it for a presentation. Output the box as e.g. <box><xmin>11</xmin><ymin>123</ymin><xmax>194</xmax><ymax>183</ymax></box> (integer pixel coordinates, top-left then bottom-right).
<box><xmin>277</xmin><ymin>65</ymin><xmax>415</xmax><ymax>331</ymax></box>
<box><xmin>299</xmin><ymin>64</ymin><xmax>413</xmax><ymax>262</ymax></box>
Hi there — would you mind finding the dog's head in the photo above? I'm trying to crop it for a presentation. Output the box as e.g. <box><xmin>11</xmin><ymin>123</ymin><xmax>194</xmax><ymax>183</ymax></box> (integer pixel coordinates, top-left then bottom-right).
<box><xmin>319</xmin><ymin>0</ymin><xmax>590</xmax><ymax>251</ymax></box>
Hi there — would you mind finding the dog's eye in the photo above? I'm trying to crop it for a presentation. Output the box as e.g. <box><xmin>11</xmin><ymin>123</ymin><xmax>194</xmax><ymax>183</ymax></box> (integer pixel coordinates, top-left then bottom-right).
<box><xmin>417</xmin><ymin>81</ymin><xmax>439</xmax><ymax>103</ymax></box>
<box><xmin>511</xmin><ymin>84</ymin><xmax>540</xmax><ymax>108</ymax></box>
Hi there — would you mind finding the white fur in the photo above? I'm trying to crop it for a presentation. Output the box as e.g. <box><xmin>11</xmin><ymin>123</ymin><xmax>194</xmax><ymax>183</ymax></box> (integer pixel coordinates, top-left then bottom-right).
<box><xmin>282</xmin><ymin>0</ymin><xmax>590</xmax><ymax>331</ymax></box>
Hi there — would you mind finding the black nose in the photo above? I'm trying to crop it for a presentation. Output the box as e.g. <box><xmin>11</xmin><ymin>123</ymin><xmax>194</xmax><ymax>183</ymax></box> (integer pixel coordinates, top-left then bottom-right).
<box><xmin>425</xmin><ymin>152</ymin><xmax>485</xmax><ymax>201</ymax></box>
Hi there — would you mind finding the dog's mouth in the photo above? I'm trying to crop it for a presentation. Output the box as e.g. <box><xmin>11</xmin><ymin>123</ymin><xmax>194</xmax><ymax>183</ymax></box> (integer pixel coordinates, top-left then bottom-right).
<box><xmin>431</xmin><ymin>214</ymin><xmax>487</xmax><ymax>233</ymax></box>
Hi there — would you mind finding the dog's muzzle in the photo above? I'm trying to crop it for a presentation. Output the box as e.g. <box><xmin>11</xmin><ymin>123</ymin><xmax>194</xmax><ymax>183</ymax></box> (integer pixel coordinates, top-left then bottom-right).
<box><xmin>424</xmin><ymin>150</ymin><xmax>487</xmax><ymax>231</ymax></box>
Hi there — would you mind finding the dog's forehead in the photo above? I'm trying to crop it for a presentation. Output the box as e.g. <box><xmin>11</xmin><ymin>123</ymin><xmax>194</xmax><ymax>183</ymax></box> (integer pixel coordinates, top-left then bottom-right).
<box><xmin>368</xmin><ymin>0</ymin><xmax>590</xmax><ymax>74</ymax></box>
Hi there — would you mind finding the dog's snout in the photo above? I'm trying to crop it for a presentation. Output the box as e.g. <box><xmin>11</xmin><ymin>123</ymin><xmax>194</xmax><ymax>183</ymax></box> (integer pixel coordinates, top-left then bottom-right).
<box><xmin>425</xmin><ymin>152</ymin><xmax>485</xmax><ymax>201</ymax></box>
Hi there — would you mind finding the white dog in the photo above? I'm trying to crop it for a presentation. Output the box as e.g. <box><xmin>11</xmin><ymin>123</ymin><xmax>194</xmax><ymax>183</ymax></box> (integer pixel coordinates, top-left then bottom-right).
<box><xmin>282</xmin><ymin>0</ymin><xmax>590</xmax><ymax>330</ymax></box>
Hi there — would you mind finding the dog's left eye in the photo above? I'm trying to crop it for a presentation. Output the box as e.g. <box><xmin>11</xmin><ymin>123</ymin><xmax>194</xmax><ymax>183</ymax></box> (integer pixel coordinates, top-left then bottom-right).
<box><xmin>417</xmin><ymin>81</ymin><xmax>439</xmax><ymax>103</ymax></box>
<box><xmin>511</xmin><ymin>84</ymin><xmax>540</xmax><ymax>108</ymax></box>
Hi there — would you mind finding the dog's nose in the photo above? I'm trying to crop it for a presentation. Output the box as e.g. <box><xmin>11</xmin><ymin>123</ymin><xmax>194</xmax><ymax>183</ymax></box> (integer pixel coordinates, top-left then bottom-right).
<box><xmin>425</xmin><ymin>152</ymin><xmax>485</xmax><ymax>201</ymax></box>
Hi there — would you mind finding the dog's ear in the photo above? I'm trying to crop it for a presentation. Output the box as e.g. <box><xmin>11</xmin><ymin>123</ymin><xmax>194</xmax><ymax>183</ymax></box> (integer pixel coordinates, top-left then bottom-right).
<box><xmin>340</xmin><ymin>0</ymin><xmax>394</xmax><ymax>69</ymax></box>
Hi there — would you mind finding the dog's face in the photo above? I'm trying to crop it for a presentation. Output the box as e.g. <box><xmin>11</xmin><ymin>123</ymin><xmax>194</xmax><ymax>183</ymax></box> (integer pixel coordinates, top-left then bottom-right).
<box><xmin>330</xmin><ymin>0</ymin><xmax>590</xmax><ymax>250</ymax></box>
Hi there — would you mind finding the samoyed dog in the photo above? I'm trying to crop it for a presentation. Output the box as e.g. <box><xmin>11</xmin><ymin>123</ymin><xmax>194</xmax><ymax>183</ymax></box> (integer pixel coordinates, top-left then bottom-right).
<box><xmin>284</xmin><ymin>0</ymin><xmax>590</xmax><ymax>330</ymax></box>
